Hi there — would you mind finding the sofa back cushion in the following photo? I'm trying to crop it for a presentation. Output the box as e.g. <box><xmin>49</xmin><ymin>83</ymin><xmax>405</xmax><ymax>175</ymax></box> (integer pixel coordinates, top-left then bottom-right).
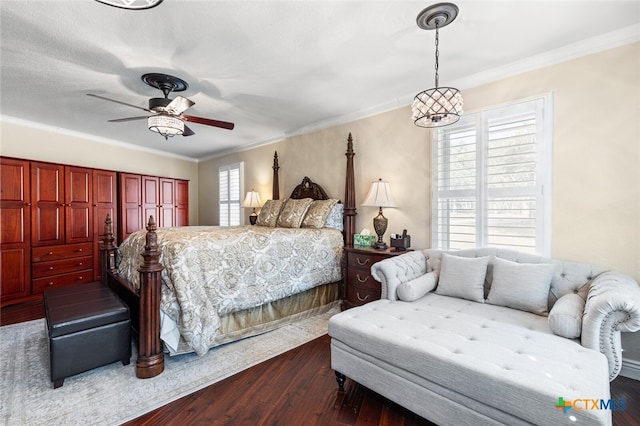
<box><xmin>486</xmin><ymin>257</ymin><xmax>558</xmax><ymax>315</ymax></box>
<box><xmin>422</xmin><ymin>248</ymin><xmax>601</xmax><ymax>312</ymax></box>
<box><xmin>435</xmin><ymin>253</ymin><xmax>489</xmax><ymax>303</ymax></box>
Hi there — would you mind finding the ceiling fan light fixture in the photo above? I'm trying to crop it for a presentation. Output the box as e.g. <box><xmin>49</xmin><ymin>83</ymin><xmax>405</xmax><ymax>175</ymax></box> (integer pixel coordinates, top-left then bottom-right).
<box><xmin>412</xmin><ymin>2</ymin><xmax>463</xmax><ymax>128</ymax></box>
<box><xmin>148</xmin><ymin>114</ymin><xmax>184</xmax><ymax>139</ymax></box>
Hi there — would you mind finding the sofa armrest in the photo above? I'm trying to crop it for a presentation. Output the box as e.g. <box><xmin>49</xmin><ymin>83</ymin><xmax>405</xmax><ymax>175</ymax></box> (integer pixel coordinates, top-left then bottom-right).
<box><xmin>581</xmin><ymin>271</ymin><xmax>640</xmax><ymax>380</ymax></box>
<box><xmin>370</xmin><ymin>250</ymin><xmax>429</xmax><ymax>300</ymax></box>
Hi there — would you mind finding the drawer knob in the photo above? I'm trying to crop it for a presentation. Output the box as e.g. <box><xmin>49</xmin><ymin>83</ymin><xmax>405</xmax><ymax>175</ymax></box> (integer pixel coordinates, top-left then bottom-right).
<box><xmin>47</xmin><ymin>282</ymin><xmax>54</xmax><ymax>286</ymax></box>
<box><xmin>356</xmin><ymin>257</ymin><xmax>370</xmax><ymax>266</ymax></box>
<box><xmin>78</xmin><ymin>276</ymin><xmax>83</xmax><ymax>280</ymax></box>
<box><xmin>356</xmin><ymin>292</ymin><xmax>370</xmax><ymax>302</ymax></box>
<box><xmin>48</xmin><ymin>266</ymin><xmax>54</xmax><ymax>270</ymax></box>
<box><xmin>77</xmin><ymin>248</ymin><xmax>83</xmax><ymax>252</ymax></box>
<box><xmin>48</xmin><ymin>251</ymin><xmax>53</xmax><ymax>255</ymax></box>
<box><xmin>78</xmin><ymin>262</ymin><xmax>83</xmax><ymax>266</ymax></box>
<box><xmin>356</xmin><ymin>274</ymin><xmax>370</xmax><ymax>283</ymax></box>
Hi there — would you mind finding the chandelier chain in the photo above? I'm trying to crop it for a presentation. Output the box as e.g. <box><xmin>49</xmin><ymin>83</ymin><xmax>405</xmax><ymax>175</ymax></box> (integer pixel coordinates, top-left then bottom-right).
<box><xmin>434</xmin><ymin>21</ymin><xmax>440</xmax><ymax>88</ymax></box>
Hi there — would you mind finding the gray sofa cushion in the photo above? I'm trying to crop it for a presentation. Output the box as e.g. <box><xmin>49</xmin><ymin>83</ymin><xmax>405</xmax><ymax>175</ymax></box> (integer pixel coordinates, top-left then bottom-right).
<box><xmin>549</xmin><ymin>293</ymin><xmax>585</xmax><ymax>338</ymax></box>
<box><xmin>435</xmin><ymin>253</ymin><xmax>489</xmax><ymax>303</ymax></box>
<box><xmin>397</xmin><ymin>272</ymin><xmax>437</xmax><ymax>302</ymax></box>
<box><xmin>486</xmin><ymin>257</ymin><xmax>558</xmax><ymax>315</ymax></box>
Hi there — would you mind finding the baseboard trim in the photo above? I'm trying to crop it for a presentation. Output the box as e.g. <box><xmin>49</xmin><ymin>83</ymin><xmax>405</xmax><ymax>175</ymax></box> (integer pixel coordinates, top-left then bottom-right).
<box><xmin>619</xmin><ymin>358</ymin><xmax>640</xmax><ymax>381</ymax></box>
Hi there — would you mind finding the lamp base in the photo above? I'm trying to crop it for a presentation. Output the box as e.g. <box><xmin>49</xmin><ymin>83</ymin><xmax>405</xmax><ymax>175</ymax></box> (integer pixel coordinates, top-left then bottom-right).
<box><xmin>249</xmin><ymin>211</ymin><xmax>258</xmax><ymax>225</ymax></box>
<box><xmin>372</xmin><ymin>208</ymin><xmax>388</xmax><ymax>250</ymax></box>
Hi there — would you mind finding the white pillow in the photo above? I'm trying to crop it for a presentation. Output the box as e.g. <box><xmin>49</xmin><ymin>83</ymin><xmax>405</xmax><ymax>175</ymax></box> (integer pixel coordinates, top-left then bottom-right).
<box><xmin>435</xmin><ymin>253</ymin><xmax>489</xmax><ymax>303</ymax></box>
<box><xmin>397</xmin><ymin>272</ymin><xmax>438</xmax><ymax>302</ymax></box>
<box><xmin>548</xmin><ymin>293</ymin><xmax>585</xmax><ymax>338</ymax></box>
<box><xmin>486</xmin><ymin>257</ymin><xmax>558</xmax><ymax>316</ymax></box>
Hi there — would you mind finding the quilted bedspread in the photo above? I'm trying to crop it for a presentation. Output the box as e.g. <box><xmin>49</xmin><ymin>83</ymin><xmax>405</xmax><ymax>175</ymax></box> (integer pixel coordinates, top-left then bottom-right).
<box><xmin>117</xmin><ymin>225</ymin><xmax>343</xmax><ymax>355</ymax></box>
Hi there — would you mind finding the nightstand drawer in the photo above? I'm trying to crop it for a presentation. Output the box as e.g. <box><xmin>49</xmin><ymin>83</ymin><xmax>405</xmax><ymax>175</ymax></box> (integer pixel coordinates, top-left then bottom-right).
<box><xmin>346</xmin><ymin>284</ymin><xmax>380</xmax><ymax>306</ymax></box>
<box><xmin>348</xmin><ymin>252</ymin><xmax>390</xmax><ymax>268</ymax></box>
<box><xmin>346</xmin><ymin>268</ymin><xmax>378</xmax><ymax>290</ymax></box>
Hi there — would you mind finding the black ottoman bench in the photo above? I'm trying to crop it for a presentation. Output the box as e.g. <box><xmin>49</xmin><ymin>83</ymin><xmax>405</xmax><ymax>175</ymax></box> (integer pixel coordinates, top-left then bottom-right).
<box><xmin>44</xmin><ymin>281</ymin><xmax>131</xmax><ymax>388</ymax></box>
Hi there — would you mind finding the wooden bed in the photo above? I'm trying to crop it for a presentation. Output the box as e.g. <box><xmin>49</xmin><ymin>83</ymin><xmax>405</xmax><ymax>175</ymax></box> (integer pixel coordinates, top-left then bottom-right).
<box><xmin>100</xmin><ymin>133</ymin><xmax>357</xmax><ymax>379</ymax></box>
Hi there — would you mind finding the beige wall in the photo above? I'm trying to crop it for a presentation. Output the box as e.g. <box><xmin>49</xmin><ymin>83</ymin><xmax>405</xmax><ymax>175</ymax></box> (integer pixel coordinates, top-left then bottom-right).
<box><xmin>0</xmin><ymin>121</ymin><xmax>200</xmax><ymax>225</ymax></box>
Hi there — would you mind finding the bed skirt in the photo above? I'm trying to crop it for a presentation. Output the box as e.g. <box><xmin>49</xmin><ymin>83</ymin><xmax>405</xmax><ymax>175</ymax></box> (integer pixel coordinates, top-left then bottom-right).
<box><xmin>166</xmin><ymin>281</ymin><xmax>340</xmax><ymax>355</ymax></box>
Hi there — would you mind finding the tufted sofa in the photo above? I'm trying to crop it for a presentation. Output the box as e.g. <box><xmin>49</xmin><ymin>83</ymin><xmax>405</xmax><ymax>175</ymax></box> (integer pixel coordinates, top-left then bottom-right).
<box><xmin>328</xmin><ymin>248</ymin><xmax>640</xmax><ymax>426</ymax></box>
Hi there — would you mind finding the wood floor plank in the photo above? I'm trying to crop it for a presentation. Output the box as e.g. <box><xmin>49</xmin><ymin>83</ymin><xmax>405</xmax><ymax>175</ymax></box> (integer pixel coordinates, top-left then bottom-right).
<box><xmin>2</xmin><ymin>300</ymin><xmax>638</xmax><ymax>425</ymax></box>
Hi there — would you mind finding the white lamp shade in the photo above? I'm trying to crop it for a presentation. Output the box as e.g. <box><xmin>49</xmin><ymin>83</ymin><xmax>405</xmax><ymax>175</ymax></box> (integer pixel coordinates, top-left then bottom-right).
<box><xmin>361</xmin><ymin>179</ymin><xmax>397</xmax><ymax>208</ymax></box>
<box><xmin>242</xmin><ymin>191</ymin><xmax>262</xmax><ymax>208</ymax></box>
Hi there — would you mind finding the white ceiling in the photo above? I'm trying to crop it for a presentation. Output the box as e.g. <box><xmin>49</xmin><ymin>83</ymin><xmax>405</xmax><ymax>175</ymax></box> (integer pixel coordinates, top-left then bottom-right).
<box><xmin>1</xmin><ymin>1</ymin><xmax>639</xmax><ymax>160</ymax></box>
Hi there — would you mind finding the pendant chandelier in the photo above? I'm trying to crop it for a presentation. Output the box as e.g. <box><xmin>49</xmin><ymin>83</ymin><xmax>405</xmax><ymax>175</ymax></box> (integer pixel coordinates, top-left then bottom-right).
<box><xmin>411</xmin><ymin>3</ymin><xmax>463</xmax><ymax>128</ymax></box>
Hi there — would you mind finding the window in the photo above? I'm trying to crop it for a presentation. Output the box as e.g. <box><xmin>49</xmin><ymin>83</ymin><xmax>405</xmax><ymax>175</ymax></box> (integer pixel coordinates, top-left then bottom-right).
<box><xmin>219</xmin><ymin>162</ymin><xmax>243</xmax><ymax>226</ymax></box>
<box><xmin>432</xmin><ymin>95</ymin><xmax>552</xmax><ymax>255</ymax></box>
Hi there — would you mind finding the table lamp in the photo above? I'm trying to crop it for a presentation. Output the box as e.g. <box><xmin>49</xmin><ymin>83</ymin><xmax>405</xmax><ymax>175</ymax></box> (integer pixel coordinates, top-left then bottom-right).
<box><xmin>361</xmin><ymin>178</ymin><xmax>397</xmax><ymax>249</ymax></box>
<box><xmin>242</xmin><ymin>190</ymin><xmax>262</xmax><ymax>225</ymax></box>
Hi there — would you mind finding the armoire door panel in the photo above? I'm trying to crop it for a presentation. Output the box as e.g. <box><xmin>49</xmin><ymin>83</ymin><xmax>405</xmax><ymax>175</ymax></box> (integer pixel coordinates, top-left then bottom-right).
<box><xmin>142</xmin><ymin>176</ymin><xmax>159</xmax><ymax>226</ymax></box>
<box><xmin>0</xmin><ymin>249</ymin><xmax>29</xmax><ymax>299</ymax></box>
<box><xmin>159</xmin><ymin>178</ymin><xmax>175</xmax><ymax>227</ymax></box>
<box><xmin>119</xmin><ymin>173</ymin><xmax>143</xmax><ymax>242</ymax></box>
<box><xmin>1</xmin><ymin>157</ymin><xmax>31</xmax><ymax>303</ymax></box>
<box><xmin>65</xmin><ymin>167</ymin><xmax>93</xmax><ymax>244</ymax></box>
<box><xmin>31</xmin><ymin>162</ymin><xmax>64</xmax><ymax>246</ymax></box>
<box><xmin>175</xmin><ymin>180</ymin><xmax>189</xmax><ymax>227</ymax></box>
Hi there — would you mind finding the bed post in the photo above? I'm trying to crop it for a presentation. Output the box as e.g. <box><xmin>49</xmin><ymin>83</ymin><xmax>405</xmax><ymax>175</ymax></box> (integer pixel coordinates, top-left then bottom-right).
<box><xmin>100</xmin><ymin>214</ymin><xmax>118</xmax><ymax>284</ymax></box>
<box><xmin>344</xmin><ymin>133</ymin><xmax>356</xmax><ymax>247</ymax></box>
<box><xmin>272</xmin><ymin>151</ymin><xmax>280</xmax><ymax>200</ymax></box>
<box><xmin>136</xmin><ymin>216</ymin><xmax>165</xmax><ymax>379</ymax></box>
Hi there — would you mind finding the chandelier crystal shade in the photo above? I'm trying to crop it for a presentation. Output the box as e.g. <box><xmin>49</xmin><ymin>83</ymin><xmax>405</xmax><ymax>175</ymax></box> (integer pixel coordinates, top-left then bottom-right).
<box><xmin>148</xmin><ymin>114</ymin><xmax>184</xmax><ymax>139</ymax></box>
<box><xmin>412</xmin><ymin>3</ymin><xmax>463</xmax><ymax>128</ymax></box>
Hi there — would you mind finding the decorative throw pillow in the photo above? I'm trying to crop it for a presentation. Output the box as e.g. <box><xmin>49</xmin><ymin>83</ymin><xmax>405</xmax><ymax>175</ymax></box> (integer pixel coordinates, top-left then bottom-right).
<box><xmin>435</xmin><ymin>253</ymin><xmax>490</xmax><ymax>303</ymax></box>
<box><xmin>276</xmin><ymin>198</ymin><xmax>313</xmax><ymax>228</ymax></box>
<box><xmin>548</xmin><ymin>293</ymin><xmax>585</xmax><ymax>338</ymax></box>
<box><xmin>324</xmin><ymin>203</ymin><xmax>344</xmax><ymax>231</ymax></box>
<box><xmin>397</xmin><ymin>272</ymin><xmax>438</xmax><ymax>302</ymax></box>
<box><xmin>486</xmin><ymin>257</ymin><xmax>558</xmax><ymax>316</ymax></box>
<box><xmin>301</xmin><ymin>199</ymin><xmax>339</xmax><ymax>228</ymax></box>
<box><xmin>255</xmin><ymin>199</ymin><xmax>285</xmax><ymax>227</ymax></box>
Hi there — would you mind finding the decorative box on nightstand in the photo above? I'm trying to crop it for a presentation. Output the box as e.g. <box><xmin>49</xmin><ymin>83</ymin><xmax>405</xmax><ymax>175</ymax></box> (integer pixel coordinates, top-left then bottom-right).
<box><xmin>342</xmin><ymin>246</ymin><xmax>408</xmax><ymax>310</ymax></box>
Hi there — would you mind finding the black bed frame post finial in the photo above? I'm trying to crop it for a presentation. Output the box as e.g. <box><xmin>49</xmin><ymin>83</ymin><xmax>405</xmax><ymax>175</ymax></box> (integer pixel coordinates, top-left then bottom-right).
<box><xmin>100</xmin><ymin>214</ymin><xmax>117</xmax><ymax>284</ymax></box>
<box><xmin>344</xmin><ymin>133</ymin><xmax>356</xmax><ymax>247</ymax></box>
<box><xmin>136</xmin><ymin>215</ymin><xmax>165</xmax><ymax>379</ymax></box>
<box><xmin>273</xmin><ymin>151</ymin><xmax>280</xmax><ymax>200</ymax></box>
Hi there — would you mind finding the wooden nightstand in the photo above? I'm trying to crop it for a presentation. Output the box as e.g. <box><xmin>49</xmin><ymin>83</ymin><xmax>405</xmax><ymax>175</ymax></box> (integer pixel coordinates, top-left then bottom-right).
<box><xmin>342</xmin><ymin>246</ymin><xmax>408</xmax><ymax>309</ymax></box>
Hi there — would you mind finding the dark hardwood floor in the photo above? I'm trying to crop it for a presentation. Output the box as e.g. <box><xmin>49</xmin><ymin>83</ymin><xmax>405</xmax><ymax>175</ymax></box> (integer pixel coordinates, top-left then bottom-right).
<box><xmin>2</xmin><ymin>300</ymin><xmax>638</xmax><ymax>425</ymax></box>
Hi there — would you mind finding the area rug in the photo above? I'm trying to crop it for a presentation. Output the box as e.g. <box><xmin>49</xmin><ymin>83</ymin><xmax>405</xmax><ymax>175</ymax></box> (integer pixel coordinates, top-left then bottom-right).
<box><xmin>0</xmin><ymin>306</ymin><xmax>338</xmax><ymax>426</ymax></box>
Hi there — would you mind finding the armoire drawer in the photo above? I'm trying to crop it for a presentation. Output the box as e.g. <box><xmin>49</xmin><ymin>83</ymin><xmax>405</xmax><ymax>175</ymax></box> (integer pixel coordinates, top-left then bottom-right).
<box><xmin>32</xmin><ymin>243</ymin><xmax>93</xmax><ymax>262</ymax></box>
<box><xmin>32</xmin><ymin>256</ymin><xmax>93</xmax><ymax>278</ymax></box>
<box><xmin>32</xmin><ymin>270</ymin><xmax>94</xmax><ymax>294</ymax></box>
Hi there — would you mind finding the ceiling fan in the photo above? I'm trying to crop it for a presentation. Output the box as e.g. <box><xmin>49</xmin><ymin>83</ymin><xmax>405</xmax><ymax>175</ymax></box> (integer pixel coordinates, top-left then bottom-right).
<box><xmin>87</xmin><ymin>73</ymin><xmax>234</xmax><ymax>140</ymax></box>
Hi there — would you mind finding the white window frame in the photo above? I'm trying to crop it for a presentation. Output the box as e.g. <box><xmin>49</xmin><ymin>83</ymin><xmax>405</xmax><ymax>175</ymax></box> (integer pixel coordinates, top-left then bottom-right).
<box><xmin>431</xmin><ymin>94</ymin><xmax>553</xmax><ymax>256</ymax></box>
<box><xmin>219</xmin><ymin>162</ymin><xmax>244</xmax><ymax>226</ymax></box>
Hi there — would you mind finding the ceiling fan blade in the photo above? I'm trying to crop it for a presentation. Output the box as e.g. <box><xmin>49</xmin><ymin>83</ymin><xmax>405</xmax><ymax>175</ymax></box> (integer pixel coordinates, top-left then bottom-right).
<box><xmin>108</xmin><ymin>116</ymin><xmax>149</xmax><ymax>123</ymax></box>
<box><xmin>166</xmin><ymin>96</ymin><xmax>195</xmax><ymax>115</ymax></box>
<box><xmin>182</xmin><ymin>114</ymin><xmax>235</xmax><ymax>130</ymax></box>
<box><xmin>182</xmin><ymin>124</ymin><xmax>195</xmax><ymax>137</ymax></box>
<box><xmin>87</xmin><ymin>93</ymin><xmax>151</xmax><ymax>112</ymax></box>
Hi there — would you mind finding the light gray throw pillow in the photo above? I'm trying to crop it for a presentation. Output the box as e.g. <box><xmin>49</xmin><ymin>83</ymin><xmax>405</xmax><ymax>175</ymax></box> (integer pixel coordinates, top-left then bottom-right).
<box><xmin>548</xmin><ymin>293</ymin><xmax>585</xmax><ymax>338</ymax></box>
<box><xmin>435</xmin><ymin>253</ymin><xmax>489</xmax><ymax>303</ymax></box>
<box><xmin>397</xmin><ymin>272</ymin><xmax>438</xmax><ymax>302</ymax></box>
<box><xmin>486</xmin><ymin>257</ymin><xmax>557</xmax><ymax>316</ymax></box>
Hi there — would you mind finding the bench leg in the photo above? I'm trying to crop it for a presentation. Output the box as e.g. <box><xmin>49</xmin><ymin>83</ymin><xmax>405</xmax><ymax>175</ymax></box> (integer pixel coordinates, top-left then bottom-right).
<box><xmin>122</xmin><ymin>357</ymin><xmax>131</xmax><ymax>366</ymax></box>
<box><xmin>53</xmin><ymin>379</ymin><xmax>64</xmax><ymax>389</ymax></box>
<box><xmin>335</xmin><ymin>371</ymin><xmax>346</xmax><ymax>391</ymax></box>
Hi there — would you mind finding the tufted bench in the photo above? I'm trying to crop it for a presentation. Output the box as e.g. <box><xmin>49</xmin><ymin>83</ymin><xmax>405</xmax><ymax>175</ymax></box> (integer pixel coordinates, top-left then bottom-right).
<box><xmin>44</xmin><ymin>281</ymin><xmax>131</xmax><ymax>388</ymax></box>
<box><xmin>329</xmin><ymin>248</ymin><xmax>640</xmax><ymax>426</ymax></box>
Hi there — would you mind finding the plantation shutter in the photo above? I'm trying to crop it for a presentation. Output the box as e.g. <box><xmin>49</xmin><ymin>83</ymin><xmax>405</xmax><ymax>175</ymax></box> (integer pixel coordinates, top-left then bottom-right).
<box><xmin>432</xmin><ymin>96</ymin><xmax>551</xmax><ymax>255</ymax></box>
<box><xmin>219</xmin><ymin>163</ymin><xmax>243</xmax><ymax>226</ymax></box>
